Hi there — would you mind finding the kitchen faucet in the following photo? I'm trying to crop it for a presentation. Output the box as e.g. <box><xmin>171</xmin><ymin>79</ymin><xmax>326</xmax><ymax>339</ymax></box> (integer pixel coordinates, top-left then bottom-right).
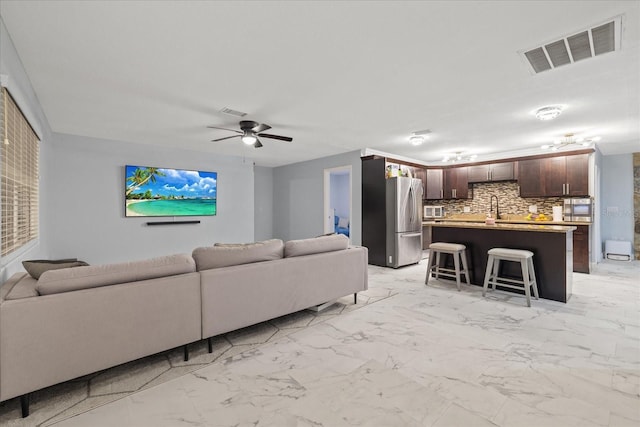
<box><xmin>489</xmin><ymin>195</ymin><xmax>500</xmax><ymax>219</ymax></box>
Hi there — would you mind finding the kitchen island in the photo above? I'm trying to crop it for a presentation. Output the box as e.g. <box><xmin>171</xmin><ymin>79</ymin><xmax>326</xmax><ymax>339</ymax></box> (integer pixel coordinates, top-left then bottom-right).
<box><xmin>428</xmin><ymin>221</ymin><xmax>576</xmax><ymax>303</ymax></box>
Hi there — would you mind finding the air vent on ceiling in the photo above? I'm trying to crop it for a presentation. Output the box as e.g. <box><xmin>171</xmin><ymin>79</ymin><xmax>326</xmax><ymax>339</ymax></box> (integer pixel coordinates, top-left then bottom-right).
<box><xmin>521</xmin><ymin>16</ymin><xmax>621</xmax><ymax>74</ymax></box>
<box><xmin>220</xmin><ymin>107</ymin><xmax>247</xmax><ymax>117</ymax></box>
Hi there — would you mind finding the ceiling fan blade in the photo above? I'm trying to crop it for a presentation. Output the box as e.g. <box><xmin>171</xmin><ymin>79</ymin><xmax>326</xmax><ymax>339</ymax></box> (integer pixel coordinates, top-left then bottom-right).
<box><xmin>254</xmin><ymin>139</ymin><xmax>263</xmax><ymax>148</ymax></box>
<box><xmin>207</xmin><ymin>125</ymin><xmax>242</xmax><ymax>134</ymax></box>
<box><xmin>257</xmin><ymin>133</ymin><xmax>292</xmax><ymax>142</ymax></box>
<box><xmin>252</xmin><ymin>123</ymin><xmax>272</xmax><ymax>133</ymax></box>
<box><xmin>211</xmin><ymin>135</ymin><xmax>241</xmax><ymax>142</ymax></box>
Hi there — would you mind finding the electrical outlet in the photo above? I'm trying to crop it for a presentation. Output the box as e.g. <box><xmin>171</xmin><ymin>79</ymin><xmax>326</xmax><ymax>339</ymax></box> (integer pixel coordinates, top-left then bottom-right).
<box><xmin>529</xmin><ymin>205</ymin><xmax>537</xmax><ymax>213</ymax></box>
<box><xmin>463</xmin><ymin>206</ymin><xmax>471</xmax><ymax>213</ymax></box>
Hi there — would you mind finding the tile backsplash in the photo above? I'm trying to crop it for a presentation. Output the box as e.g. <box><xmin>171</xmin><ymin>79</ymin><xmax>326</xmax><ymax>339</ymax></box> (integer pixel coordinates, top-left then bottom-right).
<box><xmin>437</xmin><ymin>181</ymin><xmax>565</xmax><ymax>217</ymax></box>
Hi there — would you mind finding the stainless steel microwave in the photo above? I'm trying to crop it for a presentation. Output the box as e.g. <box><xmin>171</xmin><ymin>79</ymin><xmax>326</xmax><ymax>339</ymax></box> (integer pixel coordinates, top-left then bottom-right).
<box><xmin>424</xmin><ymin>205</ymin><xmax>444</xmax><ymax>218</ymax></box>
<box><xmin>563</xmin><ymin>198</ymin><xmax>593</xmax><ymax>222</ymax></box>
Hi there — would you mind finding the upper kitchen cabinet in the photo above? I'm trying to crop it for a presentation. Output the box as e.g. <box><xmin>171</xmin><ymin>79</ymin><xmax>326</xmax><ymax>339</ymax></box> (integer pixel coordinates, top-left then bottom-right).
<box><xmin>444</xmin><ymin>167</ymin><xmax>469</xmax><ymax>199</ymax></box>
<box><xmin>425</xmin><ymin>169</ymin><xmax>443</xmax><ymax>200</ymax></box>
<box><xmin>543</xmin><ymin>154</ymin><xmax>589</xmax><ymax>197</ymax></box>
<box><xmin>412</xmin><ymin>168</ymin><xmax>427</xmax><ymax>196</ymax></box>
<box><xmin>565</xmin><ymin>154</ymin><xmax>590</xmax><ymax>196</ymax></box>
<box><xmin>467</xmin><ymin>162</ymin><xmax>515</xmax><ymax>183</ymax></box>
<box><xmin>518</xmin><ymin>158</ymin><xmax>544</xmax><ymax>197</ymax></box>
<box><xmin>518</xmin><ymin>153</ymin><xmax>590</xmax><ymax>197</ymax></box>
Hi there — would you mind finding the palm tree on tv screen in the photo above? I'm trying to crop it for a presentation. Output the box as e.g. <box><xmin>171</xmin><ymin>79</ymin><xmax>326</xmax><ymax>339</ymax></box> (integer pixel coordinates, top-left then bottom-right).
<box><xmin>125</xmin><ymin>167</ymin><xmax>165</xmax><ymax>197</ymax></box>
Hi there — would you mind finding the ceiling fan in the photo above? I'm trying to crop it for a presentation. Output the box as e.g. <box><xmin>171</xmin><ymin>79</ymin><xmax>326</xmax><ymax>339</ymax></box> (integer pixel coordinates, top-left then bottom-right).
<box><xmin>208</xmin><ymin>120</ymin><xmax>293</xmax><ymax>148</ymax></box>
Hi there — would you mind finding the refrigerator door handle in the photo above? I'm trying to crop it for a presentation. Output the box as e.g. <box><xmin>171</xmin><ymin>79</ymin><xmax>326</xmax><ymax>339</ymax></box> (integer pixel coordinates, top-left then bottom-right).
<box><xmin>408</xmin><ymin>186</ymin><xmax>414</xmax><ymax>224</ymax></box>
<box><xmin>401</xmin><ymin>232</ymin><xmax>422</xmax><ymax>238</ymax></box>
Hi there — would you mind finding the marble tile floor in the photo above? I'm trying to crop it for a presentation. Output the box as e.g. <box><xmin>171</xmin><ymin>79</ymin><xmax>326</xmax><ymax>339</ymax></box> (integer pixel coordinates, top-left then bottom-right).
<box><xmin>4</xmin><ymin>259</ymin><xmax>640</xmax><ymax>426</ymax></box>
<box><xmin>0</xmin><ymin>286</ymin><xmax>397</xmax><ymax>427</ymax></box>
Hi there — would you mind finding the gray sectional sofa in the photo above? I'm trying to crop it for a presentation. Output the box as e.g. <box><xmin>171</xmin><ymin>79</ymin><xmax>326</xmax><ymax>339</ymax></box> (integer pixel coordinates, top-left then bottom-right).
<box><xmin>0</xmin><ymin>234</ymin><xmax>368</xmax><ymax>417</ymax></box>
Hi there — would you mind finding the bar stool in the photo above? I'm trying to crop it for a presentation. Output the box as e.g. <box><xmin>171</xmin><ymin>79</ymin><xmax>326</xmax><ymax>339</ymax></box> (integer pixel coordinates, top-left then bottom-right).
<box><xmin>482</xmin><ymin>248</ymin><xmax>540</xmax><ymax>307</ymax></box>
<box><xmin>425</xmin><ymin>242</ymin><xmax>471</xmax><ymax>291</ymax></box>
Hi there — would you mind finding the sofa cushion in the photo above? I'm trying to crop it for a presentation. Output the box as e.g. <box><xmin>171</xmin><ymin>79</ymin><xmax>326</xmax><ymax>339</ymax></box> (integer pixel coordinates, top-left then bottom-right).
<box><xmin>1</xmin><ymin>273</ymin><xmax>39</xmax><ymax>300</ymax></box>
<box><xmin>22</xmin><ymin>258</ymin><xmax>89</xmax><ymax>279</ymax></box>
<box><xmin>193</xmin><ymin>239</ymin><xmax>284</xmax><ymax>271</ymax></box>
<box><xmin>284</xmin><ymin>234</ymin><xmax>349</xmax><ymax>258</ymax></box>
<box><xmin>36</xmin><ymin>254</ymin><xmax>196</xmax><ymax>295</ymax></box>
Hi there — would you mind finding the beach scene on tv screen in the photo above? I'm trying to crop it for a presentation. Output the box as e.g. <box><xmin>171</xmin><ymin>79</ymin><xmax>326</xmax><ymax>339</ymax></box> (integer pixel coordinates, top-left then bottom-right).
<box><xmin>125</xmin><ymin>166</ymin><xmax>217</xmax><ymax>217</ymax></box>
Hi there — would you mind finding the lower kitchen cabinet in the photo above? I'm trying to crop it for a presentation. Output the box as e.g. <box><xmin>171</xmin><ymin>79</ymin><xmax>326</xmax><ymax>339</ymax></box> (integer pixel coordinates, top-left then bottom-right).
<box><xmin>573</xmin><ymin>225</ymin><xmax>590</xmax><ymax>273</ymax></box>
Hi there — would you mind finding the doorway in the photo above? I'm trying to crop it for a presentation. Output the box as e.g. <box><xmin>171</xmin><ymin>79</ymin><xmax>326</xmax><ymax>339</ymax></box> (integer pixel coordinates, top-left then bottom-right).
<box><xmin>323</xmin><ymin>166</ymin><xmax>352</xmax><ymax>240</ymax></box>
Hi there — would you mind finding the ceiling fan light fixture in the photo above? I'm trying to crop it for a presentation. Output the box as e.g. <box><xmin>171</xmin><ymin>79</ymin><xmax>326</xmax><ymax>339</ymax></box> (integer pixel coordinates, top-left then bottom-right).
<box><xmin>241</xmin><ymin>134</ymin><xmax>257</xmax><ymax>145</ymax></box>
<box><xmin>535</xmin><ymin>106</ymin><xmax>563</xmax><ymax>121</ymax></box>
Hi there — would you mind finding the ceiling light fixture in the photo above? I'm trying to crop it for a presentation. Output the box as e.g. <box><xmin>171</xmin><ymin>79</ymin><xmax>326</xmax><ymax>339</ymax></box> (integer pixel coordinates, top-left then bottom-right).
<box><xmin>535</xmin><ymin>106</ymin><xmax>563</xmax><ymax>121</ymax></box>
<box><xmin>241</xmin><ymin>133</ymin><xmax>257</xmax><ymax>145</ymax></box>
<box><xmin>409</xmin><ymin>135</ymin><xmax>424</xmax><ymax>146</ymax></box>
<box><xmin>442</xmin><ymin>152</ymin><xmax>477</xmax><ymax>163</ymax></box>
<box><xmin>541</xmin><ymin>133</ymin><xmax>600</xmax><ymax>151</ymax></box>
<box><xmin>409</xmin><ymin>129</ymin><xmax>431</xmax><ymax>146</ymax></box>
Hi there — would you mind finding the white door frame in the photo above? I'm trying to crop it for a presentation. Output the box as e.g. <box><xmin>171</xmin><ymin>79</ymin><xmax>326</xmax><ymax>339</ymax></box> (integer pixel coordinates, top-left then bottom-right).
<box><xmin>323</xmin><ymin>165</ymin><xmax>352</xmax><ymax>239</ymax></box>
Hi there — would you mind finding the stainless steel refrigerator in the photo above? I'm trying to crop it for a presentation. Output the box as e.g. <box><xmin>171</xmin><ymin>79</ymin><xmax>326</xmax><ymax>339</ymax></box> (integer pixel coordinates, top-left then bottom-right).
<box><xmin>385</xmin><ymin>177</ymin><xmax>423</xmax><ymax>268</ymax></box>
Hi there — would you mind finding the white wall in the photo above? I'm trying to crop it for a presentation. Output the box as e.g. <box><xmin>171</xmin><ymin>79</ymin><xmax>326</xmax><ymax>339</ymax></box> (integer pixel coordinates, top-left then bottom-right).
<box><xmin>273</xmin><ymin>150</ymin><xmax>362</xmax><ymax>245</ymax></box>
<box><xmin>0</xmin><ymin>18</ymin><xmax>53</xmax><ymax>282</ymax></box>
<box><xmin>600</xmin><ymin>153</ymin><xmax>635</xmax><ymax>252</ymax></box>
<box><xmin>47</xmin><ymin>133</ymin><xmax>254</xmax><ymax>264</ymax></box>
<box><xmin>254</xmin><ymin>165</ymin><xmax>274</xmax><ymax>241</ymax></box>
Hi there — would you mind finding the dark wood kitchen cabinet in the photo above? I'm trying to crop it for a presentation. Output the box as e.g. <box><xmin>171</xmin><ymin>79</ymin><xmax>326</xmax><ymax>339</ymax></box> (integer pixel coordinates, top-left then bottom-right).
<box><xmin>544</xmin><ymin>154</ymin><xmax>589</xmax><ymax>197</ymax></box>
<box><xmin>468</xmin><ymin>162</ymin><xmax>515</xmax><ymax>183</ymax></box>
<box><xmin>518</xmin><ymin>153</ymin><xmax>589</xmax><ymax>197</ymax></box>
<box><xmin>543</xmin><ymin>156</ymin><xmax>567</xmax><ymax>197</ymax></box>
<box><xmin>518</xmin><ymin>158</ymin><xmax>544</xmax><ymax>197</ymax></box>
<box><xmin>444</xmin><ymin>167</ymin><xmax>469</xmax><ymax>199</ymax></box>
<box><xmin>573</xmin><ymin>225</ymin><xmax>590</xmax><ymax>273</ymax></box>
<box><xmin>412</xmin><ymin>168</ymin><xmax>427</xmax><ymax>196</ymax></box>
<box><xmin>565</xmin><ymin>154</ymin><xmax>589</xmax><ymax>196</ymax></box>
<box><xmin>425</xmin><ymin>169</ymin><xmax>443</xmax><ymax>200</ymax></box>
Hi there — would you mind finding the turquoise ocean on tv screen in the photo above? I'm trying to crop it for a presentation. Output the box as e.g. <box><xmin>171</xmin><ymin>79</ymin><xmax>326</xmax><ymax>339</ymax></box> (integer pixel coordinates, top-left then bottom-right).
<box><xmin>127</xmin><ymin>199</ymin><xmax>216</xmax><ymax>216</ymax></box>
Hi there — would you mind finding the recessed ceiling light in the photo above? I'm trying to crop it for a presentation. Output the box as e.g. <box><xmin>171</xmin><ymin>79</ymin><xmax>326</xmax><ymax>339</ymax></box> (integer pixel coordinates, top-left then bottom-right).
<box><xmin>535</xmin><ymin>106</ymin><xmax>563</xmax><ymax>121</ymax></box>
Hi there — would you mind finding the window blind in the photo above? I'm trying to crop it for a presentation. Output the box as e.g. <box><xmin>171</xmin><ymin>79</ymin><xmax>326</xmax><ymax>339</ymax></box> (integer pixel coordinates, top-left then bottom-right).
<box><xmin>1</xmin><ymin>87</ymin><xmax>40</xmax><ymax>257</ymax></box>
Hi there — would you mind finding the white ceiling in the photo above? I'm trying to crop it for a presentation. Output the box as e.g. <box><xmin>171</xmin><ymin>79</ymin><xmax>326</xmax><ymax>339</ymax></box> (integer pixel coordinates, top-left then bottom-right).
<box><xmin>1</xmin><ymin>1</ymin><xmax>638</xmax><ymax>167</ymax></box>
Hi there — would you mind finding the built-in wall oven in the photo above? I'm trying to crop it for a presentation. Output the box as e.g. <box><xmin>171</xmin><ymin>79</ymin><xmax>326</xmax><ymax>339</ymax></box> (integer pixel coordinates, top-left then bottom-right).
<box><xmin>563</xmin><ymin>198</ymin><xmax>593</xmax><ymax>222</ymax></box>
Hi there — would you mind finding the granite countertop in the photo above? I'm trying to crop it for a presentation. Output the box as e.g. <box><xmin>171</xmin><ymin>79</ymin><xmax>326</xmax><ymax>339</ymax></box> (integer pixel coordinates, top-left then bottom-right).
<box><xmin>423</xmin><ymin>220</ymin><xmax>577</xmax><ymax>233</ymax></box>
<box><xmin>424</xmin><ymin>216</ymin><xmax>591</xmax><ymax>226</ymax></box>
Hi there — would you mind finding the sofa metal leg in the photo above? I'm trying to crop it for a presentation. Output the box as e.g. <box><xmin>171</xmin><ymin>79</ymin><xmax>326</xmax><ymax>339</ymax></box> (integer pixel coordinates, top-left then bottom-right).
<box><xmin>20</xmin><ymin>393</ymin><xmax>30</xmax><ymax>418</ymax></box>
<box><xmin>183</xmin><ymin>345</ymin><xmax>189</xmax><ymax>362</ymax></box>
<box><xmin>354</xmin><ymin>293</ymin><xmax>357</xmax><ymax>304</ymax></box>
<box><xmin>207</xmin><ymin>337</ymin><xmax>213</xmax><ymax>353</ymax></box>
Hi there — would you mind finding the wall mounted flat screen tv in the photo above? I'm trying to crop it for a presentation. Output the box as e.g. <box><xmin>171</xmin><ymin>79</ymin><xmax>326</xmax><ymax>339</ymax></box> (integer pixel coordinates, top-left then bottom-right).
<box><xmin>125</xmin><ymin>165</ymin><xmax>217</xmax><ymax>217</ymax></box>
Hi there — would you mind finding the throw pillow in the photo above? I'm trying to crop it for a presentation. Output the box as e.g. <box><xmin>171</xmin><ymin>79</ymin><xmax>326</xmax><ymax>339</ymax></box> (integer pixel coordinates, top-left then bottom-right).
<box><xmin>22</xmin><ymin>259</ymin><xmax>89</xmax><ymax>280</ymax></box>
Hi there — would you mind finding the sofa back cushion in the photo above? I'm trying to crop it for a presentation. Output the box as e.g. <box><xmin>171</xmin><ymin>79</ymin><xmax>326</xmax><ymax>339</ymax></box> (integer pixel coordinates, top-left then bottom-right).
<box><xmin>284</xmin><ymin>234</ymin><xmax>349</xmax><ymax>258</ymax></box>
<box><xmin>192</xmin><ymin>239</ymin><xmax>284</xmax><ymax>271</ymax></box>
<box><xmin>1</xmin><ymin>273</ymin><xmax>39</xmax><ymax>300</ymax></box>
<box><xmin>36</xmin><ymin>254</ymin><xmax>196</xmax><ymax>295</ymax></box>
